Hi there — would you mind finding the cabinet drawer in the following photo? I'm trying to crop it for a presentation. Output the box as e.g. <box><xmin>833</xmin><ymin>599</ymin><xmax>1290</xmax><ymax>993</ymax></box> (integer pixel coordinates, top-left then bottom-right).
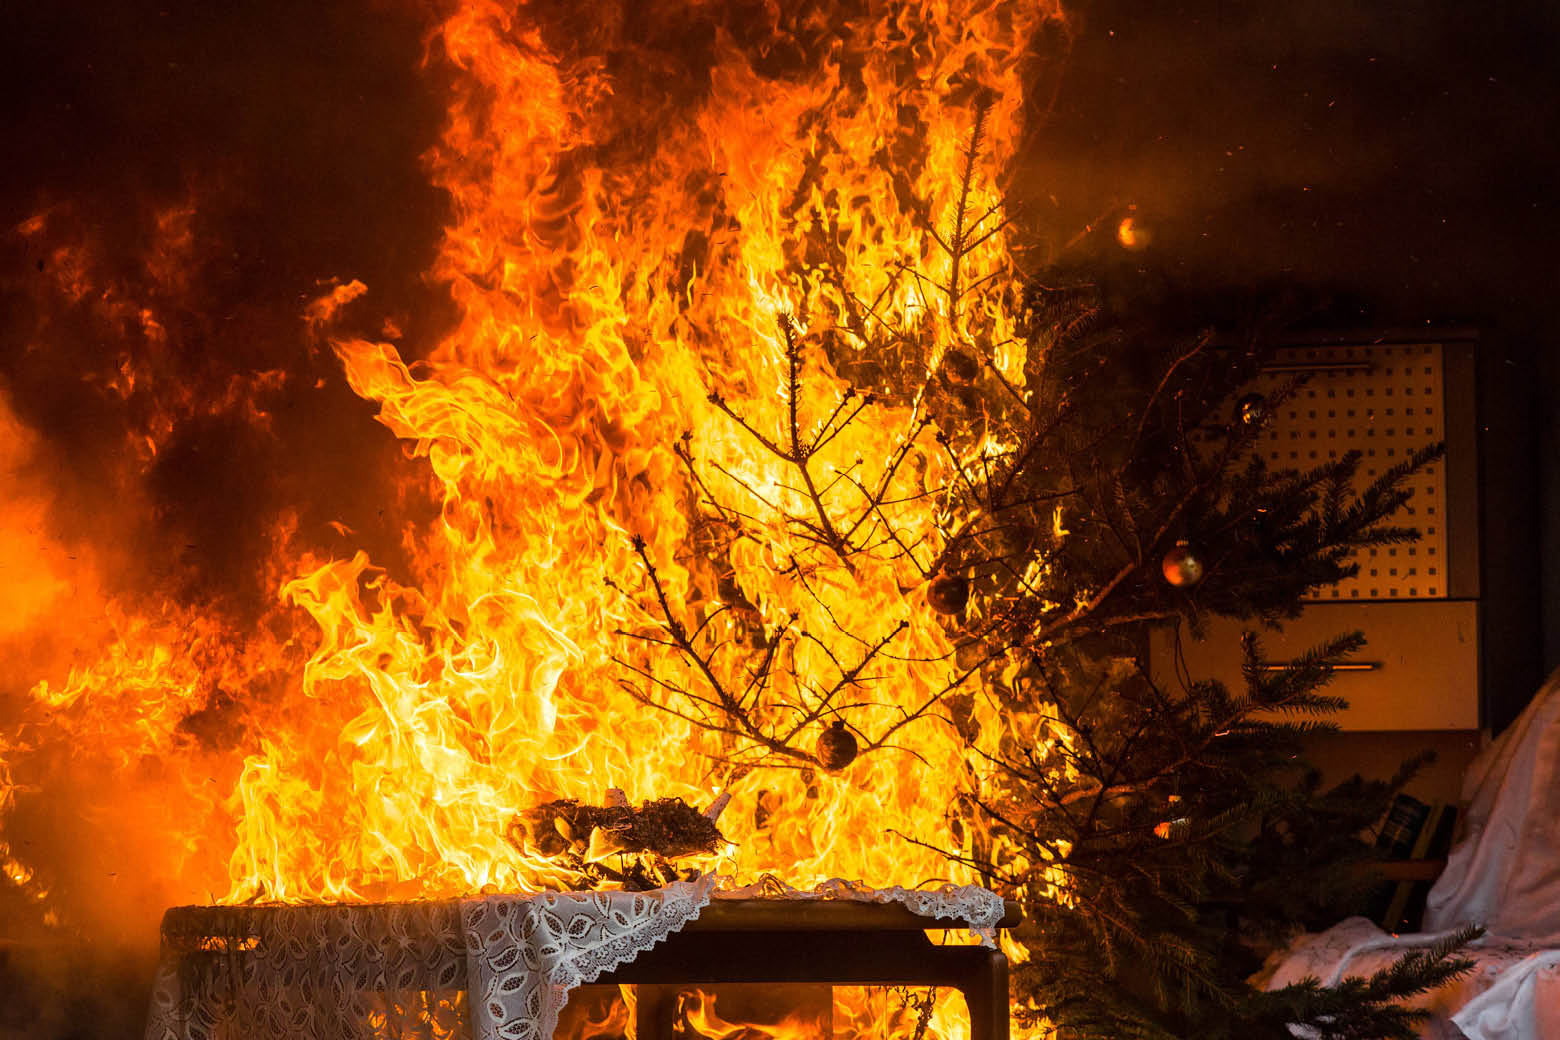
<box><xmin>1148</xmin><ymin>601</ymin><xmax>1478</xmax><ymax>731</ymax></box>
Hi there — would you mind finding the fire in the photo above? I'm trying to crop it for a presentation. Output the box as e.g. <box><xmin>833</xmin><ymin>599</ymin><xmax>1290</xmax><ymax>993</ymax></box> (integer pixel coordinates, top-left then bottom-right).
<box><xmin>3</xmin><ymin>0</ymin><xmax>1064</xmax><ymax>987</ymax></box>
<box><xmin>228</xmin><ymin>0</ymin><xmax>1054</xmax><ymax>904</ymax></box>
<box><xmin>565</xmin><ymin>985</ymin><xmax>966</xmax><ymax>1040</ymax></box>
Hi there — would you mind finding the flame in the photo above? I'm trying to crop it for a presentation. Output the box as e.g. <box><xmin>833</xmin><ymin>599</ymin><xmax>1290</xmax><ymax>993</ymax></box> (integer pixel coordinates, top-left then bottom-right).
<box><xmin>679</xmin><ymin>988</ymin><xmax>833</xmax><ymax>1040</ymax></box>
<box><xmin>214</xmin><ymin>0</ymin><xmax>1058</xmax><ymax>904</ymax></box>
<box><xmin>673</xmin><ymin>986</ymin><xmax>966</xmax><ymax>1040</ymax></box>
<box><xmin>3</xmin><ymin>0</ymin><xmax>1066</xmax><ymax>1004</ymax></box>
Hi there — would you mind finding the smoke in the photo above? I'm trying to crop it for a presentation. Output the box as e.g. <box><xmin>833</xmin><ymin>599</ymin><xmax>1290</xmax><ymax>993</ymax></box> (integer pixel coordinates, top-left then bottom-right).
<box><xmin>1018</xmin><ymin>0</ymin><xmax>1560</xmax><ymax>326</ymax></box>
<box><xmin>0</xmin><ymin>2</ymin><xmax>454</xmax><ymax>1032</ymax></box>
<box><xmin>1</xmin><ymin>2</ymin><xmax>455</xmax><ymax>610</ymax></box>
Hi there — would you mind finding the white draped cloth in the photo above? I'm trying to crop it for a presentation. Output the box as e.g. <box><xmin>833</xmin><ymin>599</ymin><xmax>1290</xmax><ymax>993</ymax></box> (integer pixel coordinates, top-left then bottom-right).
<box><xmin>144</xmin><ymin>876</ymin><xmax>1005</xmax><ymax>1040</ymax></box>
<box><xmin>1262</xmin><ymin>670</ymin><xmax>1560</xmax><ymax>1039</ymax></box>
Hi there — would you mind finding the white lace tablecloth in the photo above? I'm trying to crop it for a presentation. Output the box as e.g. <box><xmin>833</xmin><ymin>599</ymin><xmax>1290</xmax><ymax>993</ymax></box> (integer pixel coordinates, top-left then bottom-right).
<box><xmin>144</xmin><ymin>876</ymin><xmax>1005</xmax><ymax>1040</ymax></box>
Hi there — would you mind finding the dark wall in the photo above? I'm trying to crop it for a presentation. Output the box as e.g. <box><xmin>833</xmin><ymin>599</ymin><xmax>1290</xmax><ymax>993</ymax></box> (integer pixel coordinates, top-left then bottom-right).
<box><xmin>1019</xmin><ymin>0</ymin><xmax>1560</xmax><ymax>720</ymax></box>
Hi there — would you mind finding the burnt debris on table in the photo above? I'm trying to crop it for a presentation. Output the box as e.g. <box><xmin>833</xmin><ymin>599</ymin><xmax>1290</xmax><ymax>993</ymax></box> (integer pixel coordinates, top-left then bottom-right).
<box><xmin>505</xmin><ymin>789</ymin><xmax>729</xmax><ymax>891</ymax></box>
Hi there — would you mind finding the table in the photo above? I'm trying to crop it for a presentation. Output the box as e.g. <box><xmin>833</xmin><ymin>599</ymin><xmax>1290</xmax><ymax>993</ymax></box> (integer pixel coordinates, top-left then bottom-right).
<box><xmin>145</xmin><ymin>879</ymin><xmax>1017</xmax><ymax>1040</ymax></box>
<box><xmin>595</xmin><ymin>898</ymin><xmax>1019</xmax><ymax>1040</ymax></box>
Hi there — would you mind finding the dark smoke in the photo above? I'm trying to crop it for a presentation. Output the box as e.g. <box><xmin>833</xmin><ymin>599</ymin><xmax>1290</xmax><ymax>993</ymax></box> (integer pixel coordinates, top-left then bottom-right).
<box><xmin>0</xmin><ymin>0</ymin><xmax>454</xmax><ymax>621</ymax></box>
<box><xmin>0</xmin><ymin>2</ymin><xmax>454</xmax><ymax>1034</ymax></box>
<box><xmin>1019</xmin><ymin>0</ymin><xmax>1560</xmax><ymax>327</ymax></box>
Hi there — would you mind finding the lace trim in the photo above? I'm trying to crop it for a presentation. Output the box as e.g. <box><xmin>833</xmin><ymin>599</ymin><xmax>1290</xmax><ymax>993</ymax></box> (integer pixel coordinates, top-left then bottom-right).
<box><xmin>717</xmin><ymin>877</ymin><xmax>1008</xmax><ymax>946</ymax></box>
<box><xmin>145</xmin><ymin>876</ymin><xmax>1005</xmax><ymax>1040</ymax></box>
<box><xmin>463</xmin><ymin>873</ymin><xmax>717</xmax><ymax>1040</ymax></box>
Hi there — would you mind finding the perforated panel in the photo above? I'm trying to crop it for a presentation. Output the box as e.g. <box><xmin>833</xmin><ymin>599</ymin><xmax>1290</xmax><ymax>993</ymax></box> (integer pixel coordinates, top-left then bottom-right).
<box><xmin>1248</xmin><ymin>343</ymin><xmax>1447</xmax><ymax>601</ymax></box>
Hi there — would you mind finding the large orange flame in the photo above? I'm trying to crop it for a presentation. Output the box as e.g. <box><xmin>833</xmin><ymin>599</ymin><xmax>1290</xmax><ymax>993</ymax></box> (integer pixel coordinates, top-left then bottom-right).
<box><xmin>1</xmin><ymin>0</ymin><xmax>1064</xmax><ymax>965</ymax></box>
<box><xmin>229</xmin><ymin>0</ymin><xmax>1056</xmax><ymax>904</ymax></box>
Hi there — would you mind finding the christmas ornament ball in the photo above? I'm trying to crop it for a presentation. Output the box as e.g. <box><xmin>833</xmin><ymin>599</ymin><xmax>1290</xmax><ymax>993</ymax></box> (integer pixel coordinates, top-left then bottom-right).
<box><xmin>815</xmin><ymin>720</ymin><xmax>859</xmax><ymax>771</ymax></box>
<box><xmin>941</xmin><ymin>350</ymin><xmax>980</xmax><ymax>387</ymax></box>
<box><xmin>1236</xmin><ymin>392</ymin><xmax>1267</xmax><ymax>426</ymax></box>
<box><xmin>926</xmin><ymin>573</ymin><xmax>971</xmax><ymax>614</ymax></box>
<box><xmin>1161</xmin><ymin>541</ymin><xmax>1204</xmax><ymax>587</ymax></box>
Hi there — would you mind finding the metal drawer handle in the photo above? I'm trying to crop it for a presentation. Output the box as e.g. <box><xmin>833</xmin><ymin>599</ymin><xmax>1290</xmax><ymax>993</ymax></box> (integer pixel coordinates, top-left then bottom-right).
<box><xmin>1260</xmin><ymin>662</ymin><xmax>1380</xmax><ymax>672</ymax></box>
<box><xmin>1259</xmin><ymin>361</ymin><xmax>1376</xmax><ymax>374</ymax></box>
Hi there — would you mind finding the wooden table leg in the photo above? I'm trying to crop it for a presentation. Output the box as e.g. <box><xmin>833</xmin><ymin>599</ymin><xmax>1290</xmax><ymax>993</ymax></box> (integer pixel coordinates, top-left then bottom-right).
<box><xmin>632</xmin><ymin>984</ymin><xmax>679</xmax><ymax>1040</ymax></box>
<box><xmin>961</xmin><ymin>948</ymin><xmax>1009</xmax><ymax>1040</ymax></box>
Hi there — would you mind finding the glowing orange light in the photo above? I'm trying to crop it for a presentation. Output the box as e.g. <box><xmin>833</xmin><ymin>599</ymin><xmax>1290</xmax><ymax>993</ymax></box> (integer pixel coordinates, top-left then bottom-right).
<box><xmin>2</xmin><ymin>16</ymin><xmax>1067</xmax><ymax>1016</ymax></box>
<box><xmin>1116</xmin><ymin>215</ymin><xmax>1148</xmax><ymax>249</ymax></box>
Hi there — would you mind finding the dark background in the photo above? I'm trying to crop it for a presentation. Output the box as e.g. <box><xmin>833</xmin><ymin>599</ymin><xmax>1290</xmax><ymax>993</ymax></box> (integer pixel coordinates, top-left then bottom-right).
<box><xmin>1026</xmin><ymin>1</ymin><xmax>1558</xmax><ymax>326</ymax></box>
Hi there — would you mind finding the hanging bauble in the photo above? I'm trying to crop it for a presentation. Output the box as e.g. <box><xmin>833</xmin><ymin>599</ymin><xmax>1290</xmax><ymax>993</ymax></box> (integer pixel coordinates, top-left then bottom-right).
<box><xmin>1116</xmin><ymin>215</ymin><xmax>1150</xmax><ymax>250</ymax></box>
<box><xmin>1161</xmin><ymin>541</ymin><xmax>1204</xmax><ymax>588</ymax></box>
<box><xmin>1154</xmin><ymin>795</ymin><xmax>1187</xmax><ymax>839</ymax></box>
<box><xmin>1236</xmin><ymin>392</ymin><xmax>1267</xmax><ymax>427</ymax></box>
<box><xmin>815</xmin><ymin>720</ymin><xmax>859</xmax><ymax>771</ymax></box>
<box><xmin>926</xmin><ymin>573</ymin><xmax>970</xmax><ymax>614</ymax></box>
<box><xmin>941</xmin><ymin>350</ymin><xmax>980</xmax><ymax>387</ymax></box>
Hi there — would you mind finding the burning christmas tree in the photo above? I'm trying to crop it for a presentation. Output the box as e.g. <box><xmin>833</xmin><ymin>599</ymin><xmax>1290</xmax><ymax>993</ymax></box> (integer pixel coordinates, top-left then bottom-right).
<box><xmin>0</xmin><ymin>1</ymin><xmax>1474</xmax><ymax>1037</ymax></box>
